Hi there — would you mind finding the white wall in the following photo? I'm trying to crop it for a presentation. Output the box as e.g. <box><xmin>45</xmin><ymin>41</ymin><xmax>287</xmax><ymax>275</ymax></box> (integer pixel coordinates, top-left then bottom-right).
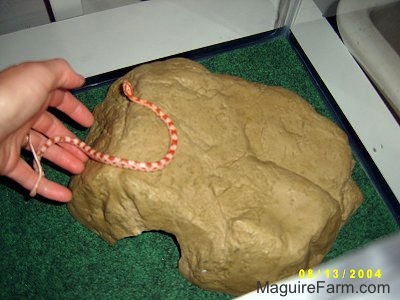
<box><xmin>0</xmin><ymin>0</ymin><xmax>141</xmax><ymax>35</ymax></box>
<box><xmin>82</xmin><ymin>0</ymin><xmax>140</xmax><ymax>14</ymax></box>
<box><xmin>0</xmin><ymin>0</ymin><xmax>49</xmax><ymax>35</ymax></box>
<box><xmin>313</xmin><ymin>0</ymin><xmax>339</xmax><ymax>17</ymax></box>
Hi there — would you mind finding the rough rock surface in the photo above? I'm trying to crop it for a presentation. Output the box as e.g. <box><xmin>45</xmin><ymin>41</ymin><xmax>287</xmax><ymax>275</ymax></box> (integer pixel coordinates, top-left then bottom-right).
<box><xmin>68</xmin><ymin>58</ymin><xmax>363</xmax><ymax>295</ymax></box>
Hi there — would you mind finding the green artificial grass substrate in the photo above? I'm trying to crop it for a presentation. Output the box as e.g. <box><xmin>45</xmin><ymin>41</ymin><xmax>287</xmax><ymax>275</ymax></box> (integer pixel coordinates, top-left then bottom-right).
<box><xmin>1</xmin><ymin>38</ymin><xmax>398</xmax><ymax>299</ymax></box>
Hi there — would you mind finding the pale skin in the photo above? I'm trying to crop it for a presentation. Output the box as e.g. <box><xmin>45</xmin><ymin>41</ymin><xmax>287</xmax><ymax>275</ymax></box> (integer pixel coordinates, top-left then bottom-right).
<box><xmin>0</xmin><ymin>59</ymin><xmax>94</xmax><ymax>202</ymax></box>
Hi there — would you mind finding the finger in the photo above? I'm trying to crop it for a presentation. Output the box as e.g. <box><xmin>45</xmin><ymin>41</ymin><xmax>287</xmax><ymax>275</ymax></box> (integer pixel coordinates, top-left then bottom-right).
<box><xmin>0</xmin><ymin>59</ymin><xmax>86</xmax><ymax>135</ymax></box>
<box><xmin>6</xmin><ymin>158</ymin><xmax>72</xmax><ymax>202</ymax></box>
<box><xmin>49</xmin><ymin>89</ymin><xmax>94</xmax><ymax>128</ymax></box>
<box><xmin>41</xmin><ymin>58</ymin><xmax>85</xmax><ymax>91</ymax></box>
<box><xmin>31</xmin><ymin>112</ymin><xmax>88</xmax><ymax>162</ymax></box>
<box><xmin>3</xmin><ymin>59</ymin><xmax>85</xmax><ymax>100</ymax></box>
<box><xmin>27</xmin><ymin>130</ymin><xmax>86</xmax><ymax>174</ymax></box>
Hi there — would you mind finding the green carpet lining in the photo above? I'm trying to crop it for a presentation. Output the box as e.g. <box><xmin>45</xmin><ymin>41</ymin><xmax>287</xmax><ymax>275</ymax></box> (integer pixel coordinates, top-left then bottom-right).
<box><xmin>1</xmin><ymin>37</ymin><xmax>398</xmax><ymax>299</ymax></box>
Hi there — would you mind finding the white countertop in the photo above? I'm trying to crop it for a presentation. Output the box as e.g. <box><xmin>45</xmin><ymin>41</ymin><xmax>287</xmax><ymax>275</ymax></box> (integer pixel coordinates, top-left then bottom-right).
<box><xmin>0</xmin><ymin>0</ymin><xmax>275</xmax><ymax>77</ymax></box>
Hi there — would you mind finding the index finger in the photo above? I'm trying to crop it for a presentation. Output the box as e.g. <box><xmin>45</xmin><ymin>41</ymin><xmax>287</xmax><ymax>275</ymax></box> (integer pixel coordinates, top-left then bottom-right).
<box><xmin>49</xmin><ymin>88</ymin><xmax>94</xmax><ymax>128</ymax></box>
<box><xmin>40</xmin><ymin>59</ymin><xmax>94</xmax><ymax>128</ymax></box>
<box><xmin>40</xmin><ymin>58</ymin><xmax>85</xmax><ymax>91</ymax></box>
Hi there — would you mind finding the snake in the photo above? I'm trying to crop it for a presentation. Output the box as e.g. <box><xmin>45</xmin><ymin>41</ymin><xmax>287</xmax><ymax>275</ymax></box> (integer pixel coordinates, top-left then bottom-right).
<box><xmin>29</xmin><ymin>80</ymin><xmax>178</xmax><ymax>197</ymax></box>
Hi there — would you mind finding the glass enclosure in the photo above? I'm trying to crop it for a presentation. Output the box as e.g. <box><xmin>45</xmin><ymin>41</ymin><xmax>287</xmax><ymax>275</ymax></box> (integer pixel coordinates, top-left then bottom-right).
<box><xmin>336</xmin><ymin>0</ymin><xmax>400</xmax><ymax>119</ymax></box>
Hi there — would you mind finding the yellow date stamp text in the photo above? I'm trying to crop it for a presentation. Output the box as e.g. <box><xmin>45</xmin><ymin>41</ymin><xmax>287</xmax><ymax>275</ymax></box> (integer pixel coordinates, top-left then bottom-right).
<box><xmin>298</xmin><ymin>268</ymin><xmax>382</xmax><ymax>280</ymax></box>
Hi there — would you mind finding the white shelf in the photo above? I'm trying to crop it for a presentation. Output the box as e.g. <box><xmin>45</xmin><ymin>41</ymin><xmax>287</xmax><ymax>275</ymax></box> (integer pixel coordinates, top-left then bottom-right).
<box><xmin>0</xmin><ymin>0</ymin><xmax>275</xmax><ymax>77</ymax></box>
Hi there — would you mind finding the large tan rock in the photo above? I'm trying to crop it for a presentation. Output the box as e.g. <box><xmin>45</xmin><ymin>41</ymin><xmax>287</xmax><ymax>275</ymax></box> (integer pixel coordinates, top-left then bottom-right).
<box><xmin>68</xmin><ymin>58</ymin><xmax>363</xmax><ymax>295</ymax></box>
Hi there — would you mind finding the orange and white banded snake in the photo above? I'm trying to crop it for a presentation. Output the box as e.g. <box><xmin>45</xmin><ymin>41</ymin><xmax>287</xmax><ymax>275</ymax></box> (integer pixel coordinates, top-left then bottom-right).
<box><xmin>28</xmin><ymin>80</ymin><xmax>178</xmax><ymax>197</ymax></box>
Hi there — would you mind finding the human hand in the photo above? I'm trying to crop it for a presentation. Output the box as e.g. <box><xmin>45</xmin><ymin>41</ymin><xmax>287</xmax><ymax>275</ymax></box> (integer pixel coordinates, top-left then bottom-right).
<box><xmin>0</xmin><ymin>59</ymin><xmax>94</xmax><ymax>202</ymax></box>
